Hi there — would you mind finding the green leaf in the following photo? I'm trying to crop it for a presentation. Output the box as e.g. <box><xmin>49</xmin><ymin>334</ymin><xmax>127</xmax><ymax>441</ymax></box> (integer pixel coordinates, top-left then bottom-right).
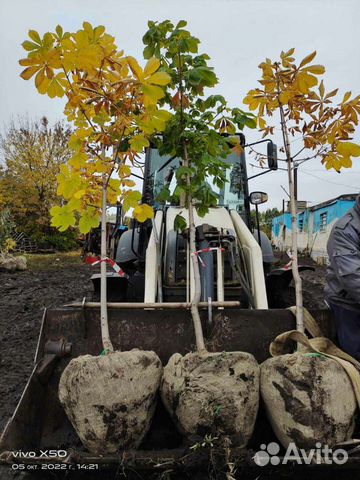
<box><xmin>176</xmin><ymin>166</ymin><xmax>194</xmax><ymax>180</ymax></box>
<box><xmin>174</xmin><ymin>214</ymin><xmax>187</xmax><ymax>231</ymax></box>
<box><xmin>130</xmin><ymin>134</ymin><xmax>150</xmax><ymax>152</ymax></box>
<box><xmin>79</xmin><ymin>210</ymin><xmax>100</xmax><ymax>234</ymax></box>
<box><xmin>186</xmin><ymin>37</ymin><xmax>199</xmax><ymax>53</ymax></box>
<box><xmin>176</xmin><ymin>20</ymin><xmax>187</xmax><ymax>29</ymax></box>
<box><xmin>143</xmin><ymin>45</ymin><xmax>154</xmax><ymax>59</ymax></box>
<box><xmin>156</xmin><ymin>186</ymin><xmax>171</xmax><ymax>203</ymax></box>
<box><xmin>123</xmin><ymin>190</ymin><xmax>142</xmax><ymax>212</ymax></box>
<box><xmin>50</xmin><ymin>205</ymin><xmax>76</xmax><ymax>232</ymax></box>
<box><xmin>197</xmin><ymin>204</ymin><xmax>209</xmax><ymax>217</ymax></box>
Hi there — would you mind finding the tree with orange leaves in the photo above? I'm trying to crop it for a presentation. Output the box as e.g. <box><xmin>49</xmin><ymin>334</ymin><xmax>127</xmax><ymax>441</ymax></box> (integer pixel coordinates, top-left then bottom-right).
<box><xmin>20</xmin><ymin>21</ymin><xmax>172</xmax><ymax>351</ymax></box>
<box><xmin>244</xmin><ymin>49</ymin><xmax>360</xmax><ymax>332</ymax></box>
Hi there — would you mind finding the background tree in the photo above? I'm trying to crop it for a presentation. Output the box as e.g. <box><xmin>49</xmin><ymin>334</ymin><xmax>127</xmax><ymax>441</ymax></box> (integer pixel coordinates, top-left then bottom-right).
<box><xmin>244</xmin><ymin>49</ymin><xmax>360</xmax><ymax>332</ymax></box>
<box><xmin>143</xmin><ymin>20</ymin><xmax>256</xmax><ymax>352</ymax></box>
<box><xmin>251</xmin><ymin>207</ymin><xmax>281</xmax><ymax>239</ymax></box>
<box><xmin>19</xmin><ymin>22</ymin><xmax>171</xmax><ymax>352</ymax></box>
<box><xmin>0</xmin><ymin>117</ymin><xmax>76</xmax><ymax>248</ymax></box>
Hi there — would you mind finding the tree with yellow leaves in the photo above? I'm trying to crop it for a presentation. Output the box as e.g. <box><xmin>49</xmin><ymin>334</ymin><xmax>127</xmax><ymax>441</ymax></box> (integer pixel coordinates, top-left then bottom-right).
<box><xmin>244</xmin><ymin>49</ymin><xmax>360</xmax><ymax>332</ymax></box>
<box><xmin>19</xmin><ymin>22</ymin><xmax>172</xmax><ymax>351</ymax></box>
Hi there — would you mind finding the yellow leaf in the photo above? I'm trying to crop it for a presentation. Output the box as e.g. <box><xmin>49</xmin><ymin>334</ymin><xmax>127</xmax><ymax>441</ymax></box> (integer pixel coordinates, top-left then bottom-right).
<box><xmin>83</xmin><ymin>21</ymin><xmax>93</xmax><ymax>33</ymax></box>
<box><xmin>258</xmin><ymin>116</ymin><xmax>266</xmax><ymax>129</ymax></box>
<box><xmin>325</xmin><ymin>88</ymin><xmax>338</xmax><ymax>100</ymax></box>
<box><xmin>35</xmin><ymin>68</ymin><xmax>46</xmax><ymax>88</ymax></box>
<box><xmin>148</xmin><ymin>71</ymin><xmax>171</xmax><ymax>86</ymax></box>
<box><xmin>46</xmin><ymin>73</ymin><xmax>67</xmax><ymax>98</ymax></box>
<box><xmin>50</xmin><ymin>204</ymin><xmax>76</xmax><ymax>232</ymax></box>
<box><xmin>22</xmin><ymin>40</ymin><xmax>40</xmax><ymax>51</ymax></box>
<box><xmin>143</xmin><ymin>57</ymin><xmax>160</xmax><ymax>76</ymax></box>
<box><xmin>19</xmin><ymin>58</ymin><xmax>35</xmax><ymax>67</ymax></box>
<box><xmin>108</xmin><ymin>178</ymin><xmax>121</xmax><ymax>192</ymax></box>
<box><xmin>119</xmin><ymin>164</ymin><xmax>131</xmax><ymax>178</ymax></box>
<box><xmin>127</xmin><ymin>56</ymin><xmax>143</xmax><ymax>80</ymax></box>
<box><xmin>20</xmin><ymin>66</ymin><xmax>40</xmax><ymax>80</ymax></box>
<box><xmin>341</xmin><ymin>91</ymin><xmax>352</xmax><ymax>104</ymax></box>
<box><xmin>279</xmin><ymin>91</ymin><xmax>292</xmax><ymax>104</ymax></box>
<box><xmin>79</xmin><ymin>209</ymin><xmax>100</xmax><ymax>234</ymax></box>
<box><xmin>28</xmin><ymin>30</ymin><xmax>41</xmax><ymax>44</ymax></box>
<box><xmin>296</xmin><ymin>71</ymin><xmax>318</xmax><ymax>93</ymax></box>
<box><xmin>243</xmin><ymin>92</ymin><xmax>261</xmax><ymax>111</ymax></box>
<box><xmin>68</xmin><ymin>198</ymin><xmax>82</xmax><ymax>210</ymax></box>
<box><xmin>68</xmin><ymin>134</ymin><xmax>84</xmax><ymax>152</ymax></box>
<box><xmin>122</xmin><ymin>179</ymin><xmax>136</xmax><ymax>187</ymax></box>
<box><xmin>340</xmin><ymin>156</ymin><xmax>353</xmax><ymax>168</ymax></box>
<box><xmin>74</xmin><ymin>189</ymin><xmax>86</xmax><ymax>199</ymax></box>
<box><xmin>299</xmin><ymin>51</ymin><xmax>317</xmax><ymax>68</ymax></box>
<box><xmin>37</xmin><ymin>76</ymin><xmax>50</xmax><ymax>95</ymax></box>
<box><xmin>123</xmin><ymin>190</ymin><xmax>142</xmax><ymax>212</ymax></box>
<box><xmin>142</xmin><ymin>84</ymin><xmax>165</xmax><ymax>103</ymax></box>
<box><xmin>282</xmin><ymin>48</ymin><xmax>295</xmax><ymax>57</ymax></box>
<box><xmin>69</xmin><ymin>152</ymin><xmax>88</xmax><ymax>168</ymax></box>
<box><xmin>319</xmin><ymin>80</ymin><xmax>324</xmax><ymax>98</ymax></box>
<box><xmin>154</xmin><ymin>109</ymin><xmax>172</xmax><ymax>121</ymax></box>
<box><xmin>337</xmin><ymin>141</ymin><xmax>360</xmax><ymax>157</ymax></box>
<box><xmin>130</xmin><ymin>134</ymin><xmax>150</xmax><ymax>152</ymax></box>
<box><xmin>303</xmin><ymin>65</ymin><xmax>325</xmax><ymax>75</ymax></box>
<box><xmin>133</xmin><ymin>203</ymin><xmax>154</xmax><ymax>222</ymax></box>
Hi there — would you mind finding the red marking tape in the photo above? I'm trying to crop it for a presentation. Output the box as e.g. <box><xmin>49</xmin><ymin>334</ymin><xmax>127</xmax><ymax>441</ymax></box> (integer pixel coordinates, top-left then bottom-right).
<box><xmin>84</xmin><ymin>256</ymin><xmax>127</xmax><ymax>278</ymax></box>
<box><xmin>191</xmin><ymin>247</ymin><xmax>225</xmax><ymax>267</ymax></box>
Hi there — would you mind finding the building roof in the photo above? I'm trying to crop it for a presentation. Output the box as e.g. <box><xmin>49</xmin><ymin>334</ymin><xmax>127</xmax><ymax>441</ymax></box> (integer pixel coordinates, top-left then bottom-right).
<box><xmin>308</xmin><ymin>193</ymin><xmax>358</xmax><ymax>212</ymax></box>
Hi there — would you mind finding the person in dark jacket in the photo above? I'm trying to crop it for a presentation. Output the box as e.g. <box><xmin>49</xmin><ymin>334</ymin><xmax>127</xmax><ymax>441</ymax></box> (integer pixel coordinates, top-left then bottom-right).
<box><xmin>324</xmin><ymin>194</ymin><xmax>360</xmax><ymax>360</ymax></box>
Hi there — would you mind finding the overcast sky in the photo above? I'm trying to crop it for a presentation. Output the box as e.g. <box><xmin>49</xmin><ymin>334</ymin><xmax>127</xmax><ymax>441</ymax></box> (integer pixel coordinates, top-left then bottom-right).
<box><xmin>1</xmin><ymin>0</ymin><xmax>359</xmax><ymax>210</ymax></box>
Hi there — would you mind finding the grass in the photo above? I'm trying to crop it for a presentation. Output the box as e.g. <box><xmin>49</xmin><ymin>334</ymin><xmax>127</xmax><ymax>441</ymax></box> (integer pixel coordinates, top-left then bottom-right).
<box><xmin>23</xmin><ymin>250</ymin><xmax>84</xmax><ymax>271</ymax></box>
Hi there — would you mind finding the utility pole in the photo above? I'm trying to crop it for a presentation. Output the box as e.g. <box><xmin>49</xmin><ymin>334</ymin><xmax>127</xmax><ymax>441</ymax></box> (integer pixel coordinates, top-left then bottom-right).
<box><xmin>294</xmin><ymin>165</ymin><xmax>298</xmax><ymax>203</ymax></box>
<box><xmin>294</xmin><ymin>164</ymin><xmax>299</xmax><ymax>213</ymax></box>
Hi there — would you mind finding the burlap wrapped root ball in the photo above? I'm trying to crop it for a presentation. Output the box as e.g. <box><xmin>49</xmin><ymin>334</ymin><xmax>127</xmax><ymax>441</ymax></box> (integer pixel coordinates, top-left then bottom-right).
<box><xmin>261</xmin><ymin>353</ymin><xmax>357</xmax><ymax>449</ymax></box>
<box><xmin>161</xmin><ymin>351</ymin><xmax>260</xmax><ymax>447</ymax></box>
<box><xmin>59</xmin><ymin>349</ymin><xmax>163</xmax><ymax>454</ymax></box>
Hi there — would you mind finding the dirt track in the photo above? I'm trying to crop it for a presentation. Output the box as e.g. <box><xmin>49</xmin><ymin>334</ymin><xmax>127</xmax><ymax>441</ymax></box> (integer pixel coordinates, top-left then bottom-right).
<box><xmin>0</xmin><ymin>254</ymin><xmax>93</xmax><ymax>433</ymax></box>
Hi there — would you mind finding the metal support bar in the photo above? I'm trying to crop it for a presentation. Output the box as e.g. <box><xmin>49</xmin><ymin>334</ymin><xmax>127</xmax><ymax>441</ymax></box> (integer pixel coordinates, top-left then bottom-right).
<box><xmin>64</xmin><ymin>301</ymin><xmax>241</xmax><ymax>309</ymax></box>
<box><xmin>216</xmin><ymin>248</ymin><xmax>224</xmax><ymax>309</ymax></box>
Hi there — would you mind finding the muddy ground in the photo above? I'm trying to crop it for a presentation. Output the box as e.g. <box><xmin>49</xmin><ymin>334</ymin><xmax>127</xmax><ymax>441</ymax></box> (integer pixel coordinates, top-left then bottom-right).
<box><xmin>0</xmin><ymin>252</ymin><xmax>343</xmax><ymax>479</ymax></box>
<box><xmin>275</xmin><ymin>252</ymin><xmax>328</xmax><ymax>310</ymax></box>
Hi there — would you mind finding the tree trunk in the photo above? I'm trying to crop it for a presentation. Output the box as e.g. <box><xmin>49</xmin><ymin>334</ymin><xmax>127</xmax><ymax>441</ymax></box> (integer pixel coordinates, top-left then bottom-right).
<box><xmin>279</xmin><ymin>104</ymin><xmax>304</xmax><ymax>334</ymax></box>
<box><xmin>183</xmin><ymin>142</ymin><xmax>206</xmax><ymax>354</ymax></box>
<box><xmin>100</xmin><ymin>172</ymin><xmax>114</xmax><ymax>352</ymax></box>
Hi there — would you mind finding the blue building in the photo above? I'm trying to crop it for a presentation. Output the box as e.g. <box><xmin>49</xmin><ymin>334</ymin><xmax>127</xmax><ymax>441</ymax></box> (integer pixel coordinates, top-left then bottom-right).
<box><xmin>272</xmin><ymin>194</ymin><xmax>358</xmax><ymax>264</ymax></box>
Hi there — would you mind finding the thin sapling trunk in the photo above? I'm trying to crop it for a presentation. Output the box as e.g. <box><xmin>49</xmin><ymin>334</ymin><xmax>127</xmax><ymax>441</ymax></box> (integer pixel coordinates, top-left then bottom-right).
<box><xmin>100</xmin><ymin>169</ymin><xmax>114</xmax><ymax>352</ymax></box>
<box><xmin>183</xmin><ymin>142</ymin><xmax>206</xmax><ymax>354</ymax></box>
<box><xmin>279</xmin><ymin>102</ymin><xmax>304</xmax><ymax>334</ymax></box>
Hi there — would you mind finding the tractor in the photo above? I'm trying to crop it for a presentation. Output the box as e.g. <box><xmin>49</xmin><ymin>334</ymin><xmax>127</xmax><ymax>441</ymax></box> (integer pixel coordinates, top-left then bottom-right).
<box><xmin>0</xmin><ymin>134</ymin><xmax>345</xmax><ymax>474</ymax></box>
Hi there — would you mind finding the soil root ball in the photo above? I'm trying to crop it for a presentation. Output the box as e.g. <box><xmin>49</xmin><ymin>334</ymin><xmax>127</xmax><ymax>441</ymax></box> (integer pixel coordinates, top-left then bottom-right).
<box><xmin>0</xmin><ymin>255</ymin><xmax>27</xmax><ymax>272</ymax></box>
<box><xmin>161</xmin><ymin>351</ymin><xmax>260</xmax><ymax>447</ymax></box>
<box><xmin>261</xmin><ymin>353</ymin><xmax>357</xmax><ymax>449</ymax></box>
<box><xmin>59</xmin><ymin>349</ymin><xmax>163</xmax><ymax>454</ymax></box>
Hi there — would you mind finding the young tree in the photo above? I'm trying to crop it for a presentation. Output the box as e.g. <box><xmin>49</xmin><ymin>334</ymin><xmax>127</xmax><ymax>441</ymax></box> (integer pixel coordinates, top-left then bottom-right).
<box><xmin>19</xmin><ymin>22</ymin><xmax>171</xmax><ymax>351</ymax></box>
<box><xmin>0</xmin><ymin>117</ymin><xmax>73</xmax><ymax>244</ymax></box>
<box><xmin>244</xmin><ymin>49</ymin><xmax>360</xmax><ymax>332</ymax></box>
<box><xmin>143</xmin><ymin>20</ymin><xmax>257</xmax><ymax>352</ymax></box>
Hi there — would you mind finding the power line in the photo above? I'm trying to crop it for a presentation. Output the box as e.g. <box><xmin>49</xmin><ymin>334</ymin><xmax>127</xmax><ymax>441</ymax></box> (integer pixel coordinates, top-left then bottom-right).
<box><xmin>301</xmin><ymin>168</ymin><xmax>360</xmax><ymax>175</ymax></box>
<box><xmin>300</xmin><ymin>170</ymin><xmax>359</xmax><ymax>190</ymax></box>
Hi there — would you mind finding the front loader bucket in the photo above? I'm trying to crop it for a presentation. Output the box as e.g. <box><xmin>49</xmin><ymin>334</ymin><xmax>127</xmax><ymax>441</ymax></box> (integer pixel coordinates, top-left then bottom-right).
<box><xmin>3</xmin><ymin>306</ymin><xmax>357</xmax><ymax>472</ymax></box>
